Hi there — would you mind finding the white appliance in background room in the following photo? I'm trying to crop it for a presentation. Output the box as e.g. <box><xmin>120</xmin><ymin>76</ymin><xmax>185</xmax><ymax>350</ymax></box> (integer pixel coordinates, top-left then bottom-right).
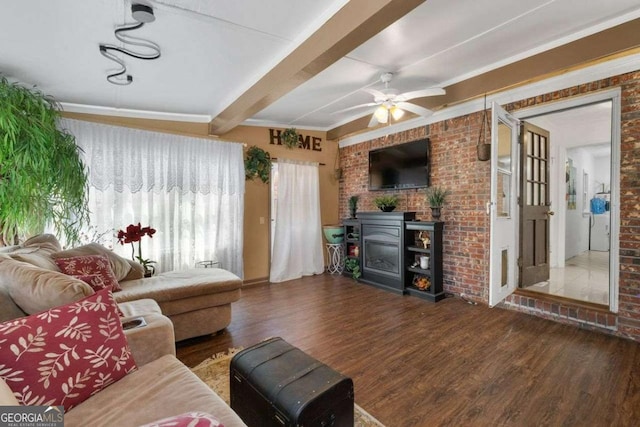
<box><xmin>590</xmin><ymin>193</ymin><xmax>610</xmax><ymax>252</ymax></box>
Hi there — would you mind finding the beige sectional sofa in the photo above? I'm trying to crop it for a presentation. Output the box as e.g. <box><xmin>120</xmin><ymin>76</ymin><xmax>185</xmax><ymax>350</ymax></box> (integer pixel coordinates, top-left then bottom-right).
<box><xmin>0</xmin><ymin>235</ymin><xmax>248</xmax><ymax>426</ymax></box>
<box><xmin>0</xmin><ymin>297</ymin><xmax>246</xmax><ymax>426</ymax></box>
<box><xmin>0</xmin><ymin>234</ymin><xmax>242</xmax><ymax>341</ymax></box>
<box><xmin>63</xmin><ymin>353</ymin><xmax>246</xmax><ymax>426</ymax></box>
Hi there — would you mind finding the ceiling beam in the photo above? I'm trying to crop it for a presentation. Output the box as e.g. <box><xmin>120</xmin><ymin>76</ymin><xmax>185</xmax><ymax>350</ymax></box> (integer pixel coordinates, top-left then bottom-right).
<box><xmin>209</xmin><ymin>0</ymin><xmax>425</xmax><ymax>136</ymax></box>
<box><xmin>327</xmin><ymin>17</ymin><xmax>640</xmax><ymax>141</ymax></box>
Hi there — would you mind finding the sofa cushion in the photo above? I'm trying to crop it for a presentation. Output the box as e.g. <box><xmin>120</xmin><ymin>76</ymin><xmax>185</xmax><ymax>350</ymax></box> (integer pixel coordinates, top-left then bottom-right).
<box><xmin>0</xmin><ymin>289</ymin><xmax>137</xmax><ymax>410</ymax></box>
<box><xmin>122</xmin><ymin>313</ymin><xmax>175</xmax><ymax>367</ymax></box>
<box><xmin>0</xmin><ymin>257</ymin><xmax>93</xmax><ymax>315</ymax></box>
<box><xmin>122</xmin><ymin>259</ymin><xmax>145</xmax><ymax>282</ymax></box>
<box><xmin>63</xmin><ymin>355</ymin><xmax>247</xmax><ymax>427</ymax></box>
<box><xmin>54</xmin><ymin>255</ymin><xmax>122</xmax><ymax>292</ymax></box>
<box><xmin>116</xmin><ymin>269</ymin><xmax>242</xmax><ymax>304</ymax></box>
<box><xmin>52</xmin><ymin>243</ymin><xmax>136</xmax><ymax>282</ymax></box>
<box><xmin>22</xmin><ymin>234</ymin><xmax>63</xmax><ymax>251</ymax></box>
<box><xmin>140</xmin><ymin>412</ymin><xmax>224</xmax><ymax>427</ymax></box>
<box><xmin>0</xmin><ymin>245</ymin><xmax>21</xmax><ymax>254</ymax></box>
<box><xmin>7</xmin><ymin>234</ymin><xmax>63</xmax><ymax>271</ymax></box>
<box><xmin>117</xmin><ymin>299</ymin><xmax>162</xmax><ymax>317</ymax></box>
<box><xmin>0</xmin><ymin>377</ymin><xmax>19</xmax><ymax>405</ymax></box>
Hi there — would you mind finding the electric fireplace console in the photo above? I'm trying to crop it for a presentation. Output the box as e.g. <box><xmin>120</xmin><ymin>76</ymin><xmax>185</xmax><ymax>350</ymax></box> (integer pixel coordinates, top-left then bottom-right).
<box><xmin>343</xmin><ymin>212</ymin><xmax>444</xmax><ymax>302</ymax></box>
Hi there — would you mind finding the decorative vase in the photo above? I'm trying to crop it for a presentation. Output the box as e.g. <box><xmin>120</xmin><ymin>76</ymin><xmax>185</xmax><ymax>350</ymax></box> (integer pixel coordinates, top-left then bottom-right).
<box><xmin>144</xmin><ymin>265</ymin><xmax>155</xmax><ymax>278</ymax></box>
<box><xmin>420</xmin><ymin>256</ymin><xmax>430</xmax><ymax>269</ymax></box>
<box><xmin>322</xmin><ymin>225</ymin><xmax>345</xmax><ymax>243</ymax></box>
<box><xmin>430</xmin><ymin>206</ymin><xmax>441</xmax><ymax>220</ymax></box>
<box><xmin>381</xmin><ymin>206</ymin><xmax>396</xmax><ymax>212</ymax></box>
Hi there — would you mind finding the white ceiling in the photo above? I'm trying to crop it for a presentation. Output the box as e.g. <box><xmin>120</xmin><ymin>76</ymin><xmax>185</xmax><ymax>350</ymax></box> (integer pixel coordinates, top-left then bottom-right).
<box><xmin>2</xmin><ymin>0</ymin><xmax>640</xmax><ymax>132</ymax></box>
<box><xmin>528</xmin><ymin>102</ymin><xmax>612</xmax><ymax>157</ymax></box>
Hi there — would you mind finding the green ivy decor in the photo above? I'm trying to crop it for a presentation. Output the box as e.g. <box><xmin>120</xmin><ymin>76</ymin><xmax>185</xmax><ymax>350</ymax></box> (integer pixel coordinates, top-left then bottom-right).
<box><xmin>281</xmin><ymin>128</ymin><xmax>299</xmax><ymax>149</ymax></box>
<box><xmin>244</xmin><ymin>145</ymin><xmax>272</xmax><ymax>183</ymax></box>
<box><xmin>0</xmin><ymin>76</ymin><xmax>89</xmax><ymax>245</ymax></box>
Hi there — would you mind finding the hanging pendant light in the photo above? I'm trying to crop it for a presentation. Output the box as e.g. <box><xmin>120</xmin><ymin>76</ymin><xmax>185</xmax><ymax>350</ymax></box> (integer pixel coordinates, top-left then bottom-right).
<box><xmin>99</xmin><ymin>3</ymin><xmax>161</xmax><ymax>85</ymax></box>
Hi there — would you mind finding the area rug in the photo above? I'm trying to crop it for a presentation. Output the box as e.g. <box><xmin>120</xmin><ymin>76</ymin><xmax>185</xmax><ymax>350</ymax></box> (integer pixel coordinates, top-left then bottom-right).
<box><xmin>191</xmin><ymin>349</ymin><xmax>385</xmax><ymax>427</ymax></box>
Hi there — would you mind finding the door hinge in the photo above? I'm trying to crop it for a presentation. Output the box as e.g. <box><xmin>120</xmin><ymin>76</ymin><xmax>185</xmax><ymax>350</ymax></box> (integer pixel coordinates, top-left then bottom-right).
<box><xmin>517</xmin><ymin>257</ymin><xmax>523</xmax><ymax>267</ymax></box>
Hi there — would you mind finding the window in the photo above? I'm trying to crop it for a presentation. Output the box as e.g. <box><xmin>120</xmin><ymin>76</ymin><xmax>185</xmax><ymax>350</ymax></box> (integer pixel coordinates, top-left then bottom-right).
<box><xmin>60</xmin><ymin>119</ymin><xmax>245</xmax><ymax>277</ymax></box>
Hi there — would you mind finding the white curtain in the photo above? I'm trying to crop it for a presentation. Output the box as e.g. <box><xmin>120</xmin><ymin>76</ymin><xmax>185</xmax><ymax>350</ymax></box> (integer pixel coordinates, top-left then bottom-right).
<box><xmin>270</xmin><ymin>159</ymin><xmax>324</xmax><ymax>283</ymax></box>
<box><xmin>60</xmin><ymin>119</ymin><xmax>245</xmax><ymax>278</ymax></box>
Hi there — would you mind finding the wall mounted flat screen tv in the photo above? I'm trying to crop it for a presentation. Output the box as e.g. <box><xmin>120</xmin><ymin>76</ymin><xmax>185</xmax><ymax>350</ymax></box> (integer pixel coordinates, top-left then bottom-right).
<box><xmin>369</xmin><ymin>138</ymin><xmax>430</xmax><ymax>190</ymax></box>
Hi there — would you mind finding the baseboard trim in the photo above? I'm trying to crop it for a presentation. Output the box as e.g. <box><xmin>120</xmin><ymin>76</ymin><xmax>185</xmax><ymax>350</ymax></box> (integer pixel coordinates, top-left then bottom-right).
<box><xmin>243</xmin><ymin>277</ymin><xmax>269</xmax><ymax>288</ymax></box>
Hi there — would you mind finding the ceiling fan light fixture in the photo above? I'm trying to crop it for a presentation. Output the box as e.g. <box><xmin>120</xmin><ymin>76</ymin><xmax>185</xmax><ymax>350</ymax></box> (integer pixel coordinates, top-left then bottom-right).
<box><xmin>390</xmin><ymin>105</ymin><xmax>404</xmax><ymax>120</ymax></box>
<box><xmin>374</xmin><ymin>105</ymin><xmax>388</xmax><ymax>123</ymax></box>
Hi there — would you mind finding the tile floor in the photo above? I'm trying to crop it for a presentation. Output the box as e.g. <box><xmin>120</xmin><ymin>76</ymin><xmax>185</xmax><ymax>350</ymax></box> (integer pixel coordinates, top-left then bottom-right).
<box><xmin>527</xmin><ymin>251</ymin><xmax>610</xmax><ymax>305</ymax></box>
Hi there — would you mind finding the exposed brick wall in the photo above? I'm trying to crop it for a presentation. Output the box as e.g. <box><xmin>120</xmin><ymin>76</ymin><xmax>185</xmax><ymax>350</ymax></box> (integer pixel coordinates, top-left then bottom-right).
<box><xmin>339</xmin><ymin>69</ymin><xmax>640</xmax><ymax>342</ymax></box>
<box><xmin>617</xmin><ymin>71</ymin><xmax>640</xmax><ymax>340</ymax></box>
<box><xmin>339</xmin><ymin>115</ymin><xmax>491</xmax><ymax>302</ymax></box>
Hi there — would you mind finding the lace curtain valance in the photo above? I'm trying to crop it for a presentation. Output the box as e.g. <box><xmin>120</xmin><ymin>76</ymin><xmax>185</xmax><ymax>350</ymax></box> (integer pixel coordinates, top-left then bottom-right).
<box><xmin>60</xmin><ymin>119</ymin><xmax>244</xmax><ymax>195</ymax></box>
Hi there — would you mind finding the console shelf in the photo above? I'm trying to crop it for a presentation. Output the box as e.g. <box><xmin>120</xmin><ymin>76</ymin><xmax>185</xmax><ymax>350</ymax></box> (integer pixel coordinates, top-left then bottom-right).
<box><xmin>404</xmin><ymin>221</ymin><xmax>445</xmax><ymax>302</ymax></box>
<box><xmin>342</xmin><ymin>219</ymin><xmax>361</xmax><ymax>279</ymax></box>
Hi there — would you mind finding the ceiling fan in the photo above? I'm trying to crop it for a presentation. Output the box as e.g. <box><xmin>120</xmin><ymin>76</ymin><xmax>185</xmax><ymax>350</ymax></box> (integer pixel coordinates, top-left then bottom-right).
<box><xmin>335</xmin><ymin>72</ymin><xmax>445</xmax><ymax>127</ymax></box>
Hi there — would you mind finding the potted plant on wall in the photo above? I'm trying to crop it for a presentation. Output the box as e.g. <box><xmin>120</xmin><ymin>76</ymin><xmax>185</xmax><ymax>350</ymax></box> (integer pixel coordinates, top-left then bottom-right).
<box><xmin>348</xmin><ymin>195</ymin><xmax>359</xmax><ymax>218</ymax></box>
<box><xmin>0</xmin><ymin>76</ymin><xmax>89</xmax><ymax>245</ymax></box>
<box><xmin>281</xmin><ymin>128</ymin><xmax>299</xmax><ymax>149</ymax></box>
<box><xmin>244</xmin><ymin>145</ymin><xmax>272</xmax><ymax>184</ymax></box>
<box><xmin>374</xmin><ymin>195</ymin><xmax>399</xmax><ymax>212</ymax></box>
<box><xmin>426</xmin><ymin>186</ymin><xmax>450</xmax><ymax>220</ymax></box>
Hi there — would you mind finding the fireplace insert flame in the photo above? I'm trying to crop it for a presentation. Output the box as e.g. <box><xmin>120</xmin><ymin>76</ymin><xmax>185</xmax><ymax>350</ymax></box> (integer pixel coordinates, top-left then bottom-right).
<box><xmin>362</xmin><ymin>225</ymin><xmax>401</xmax><ymax>278</ymax></box>
<box><xmin>364</xmin><ymin>241</ymin><xmax>399</xmax><ymax>274</ymax></box>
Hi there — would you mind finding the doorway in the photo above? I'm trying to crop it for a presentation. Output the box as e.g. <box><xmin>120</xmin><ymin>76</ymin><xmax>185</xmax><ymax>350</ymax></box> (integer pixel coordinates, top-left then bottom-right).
<box><xmin>523</xmin><ymin>101</ymin><xmax>613</xmax><ymax>306</ymax></box>
<box><xmin>489</xmin><ymin>88</ymin><xmax>621</xmax><ymax>310</ymax></box>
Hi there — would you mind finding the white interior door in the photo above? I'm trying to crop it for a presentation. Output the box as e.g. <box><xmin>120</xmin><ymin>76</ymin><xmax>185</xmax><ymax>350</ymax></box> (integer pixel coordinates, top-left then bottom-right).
<box><xmin>489</xmin><ymin>103</ymin><xmax>520</xmax><ymax>306</ymax></box>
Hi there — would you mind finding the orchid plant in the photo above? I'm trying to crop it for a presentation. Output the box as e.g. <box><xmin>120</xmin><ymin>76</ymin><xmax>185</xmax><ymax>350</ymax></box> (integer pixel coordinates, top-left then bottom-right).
<box><xmin>117</xmin><ymin>223</ymin><xmax>157</xmax><ymax>274</ymax></box>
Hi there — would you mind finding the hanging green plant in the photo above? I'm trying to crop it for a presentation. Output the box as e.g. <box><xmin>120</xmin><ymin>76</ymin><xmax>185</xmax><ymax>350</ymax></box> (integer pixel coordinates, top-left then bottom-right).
<box><xmin>244</xmin><ymin>145</ymin><xmax>272</xmax><ymax>183</ymax></box>
<box><xmin>281</xmin><ymin>128</ymin><xmax>299</xmax><ymax>149</ymax></box>
<box><xmin>0</xmin><ymin>76</ymin><xmax>89</xmax><ymax>245</ymax></box>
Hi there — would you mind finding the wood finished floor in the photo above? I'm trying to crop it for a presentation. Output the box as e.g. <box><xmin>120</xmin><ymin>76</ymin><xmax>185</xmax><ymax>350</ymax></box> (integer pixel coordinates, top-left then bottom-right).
<box><xmin>176</xmin><ymin>274</ymin><xmax>640</xmax><ymax>427</ymax></box>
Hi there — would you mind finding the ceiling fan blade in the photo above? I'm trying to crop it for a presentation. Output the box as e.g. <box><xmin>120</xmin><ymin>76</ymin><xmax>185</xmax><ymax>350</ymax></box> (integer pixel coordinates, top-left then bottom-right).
<box><xmin>367</xmin><ymin>113</ymin><xmax>380</xmax><ymax>127</ymax></box>
<box><xmin>363</xmin><ymin>88</ymin><xmax>387</xmax><ymax>99</ymax></box>
<box><xmin>397</xmin><ymin>102</ymin><xmax>434</xmax><ymax>117</ymax></box>
<box><xmin>331</xmin><ymin>102</ymin><xmax>378</xmax><ymax>114</ymax></box>
<box><xmin>396</xmin><ymin>88</ymin><xmax>446</xmax><ymax>101</ymax></box>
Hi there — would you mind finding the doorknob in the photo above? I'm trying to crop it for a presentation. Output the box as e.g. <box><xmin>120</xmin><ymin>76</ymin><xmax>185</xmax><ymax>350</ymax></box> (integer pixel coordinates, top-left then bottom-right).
<box><xmin>546</xmin><ymin>211</ymin><xmax>555</xmax><ymax>216</ymax></box>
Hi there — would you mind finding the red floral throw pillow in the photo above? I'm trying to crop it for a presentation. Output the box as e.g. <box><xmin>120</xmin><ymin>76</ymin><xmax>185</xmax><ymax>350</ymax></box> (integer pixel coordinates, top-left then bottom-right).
<box><xmin>140</xmin><ymin>412</ymin><xmax>224</xmax><ymax>427</ymax></box>
<box><xmin>0</xmin><ymin>289</ymin><xmax>137</xmax><ymax>410</ymax></box>
<box><xmin>55</xmin><ymin>255</ymin><xmax>122</xmax><ymax>292</ymax></box>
